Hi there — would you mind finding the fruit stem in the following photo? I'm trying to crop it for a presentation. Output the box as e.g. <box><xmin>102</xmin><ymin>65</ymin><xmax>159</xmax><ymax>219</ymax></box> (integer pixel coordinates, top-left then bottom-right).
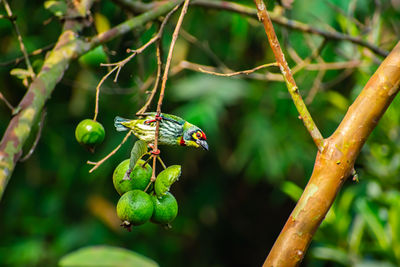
<box><xmin>144</xmin><ymin>181</ymin><xmax>153</xmax><ymax>192</ymax></box>
<box><xmin>142</xmin><ymin>154</ymin><xmax>152</xmax><ymax>167</ymax></box>
<box><xmin>157</xmin><ymin>156</ymin><xmax>167</xmax><ymax>169</ymax></box>
<box><xmin>151</xmin><ymin>155</ymin><xmax>157</xmax><ymax>182</ymax></box>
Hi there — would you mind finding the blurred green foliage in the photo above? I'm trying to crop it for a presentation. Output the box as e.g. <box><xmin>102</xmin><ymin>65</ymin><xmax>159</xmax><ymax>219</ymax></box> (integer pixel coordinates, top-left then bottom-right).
<box><xmin>0</xmin><ymin>0</ymin><xmax>399</xmax><ymax>266</ymax></box>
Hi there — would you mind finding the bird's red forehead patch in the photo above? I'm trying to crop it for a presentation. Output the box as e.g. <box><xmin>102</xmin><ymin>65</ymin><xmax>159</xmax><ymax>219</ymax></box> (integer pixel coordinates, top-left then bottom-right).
<box><xmin>201</xmin><ymin>131</ymin><xmax>207</xmax><ymax>140</ymax></box>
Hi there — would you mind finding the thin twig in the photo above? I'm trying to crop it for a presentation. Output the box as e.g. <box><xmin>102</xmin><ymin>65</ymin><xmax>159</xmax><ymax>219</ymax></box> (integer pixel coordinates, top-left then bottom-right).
<box><xmin>305</xmin><ymin>69</ymin><xmax>326</xmax><ymax>105</ymax></box>
<box><xmin>177</xmin><ymin>60</ymin><xmax>284</xmax><ymax>81</ymax></box>
<box><xmin>254</xmin><ymin>0</ymin><xmax>324</xmax><ymax>150</ymax></box>
<box><xmin>290</xmin><ymin>38</ymin><xmax>328</xmax><ymax>75</ymax></box>
<box><xmin>136</xmin><ymin>41</ymin><xmax>163</xmax><ymax>115</ymax></box>
<box><xmin>136</xmin><ymin>4</ymin><xmax>181</xmax><ymax>115</ymax></box>
<box><xmin>20</xmin><ymin>109</ymin><xmax>47</xmax><ymax>162</ymax></box>
<box><xmin>93</xmin><ymin>65</ymin><xmax>119</xmax><ymax>121</ymax></box>
<box><xmin>0</xmin><ymin>43</ymin><xmax>55</xmax><ymax>67</ymax></box>
<box><xmin>305</xmin><ymin>60</ymin><xmax>364</xmax><ymax>71</ymax></box>
<box><xmin>199</xmin><ymin>62</ymin><xmax>278</xmax><ymax>77</ymax></box>
<box><xmin>0</xmin><ymin>92</ymin><xmax>14</xmax><ymax>111</ymax></box>
<box><xmin>2</xmin><ymin>0</ymin><xmax>35</xmax><ymax>78</ymax></box>
<box><xmin>324</xmin><ymin>0</ymin><xmax>365</xmax><ymax>30</ymax></box>
<box><xmin>180</xmin><ymin>29</ymin><xmax>228</xmax><ymax>69</ymax></box>
<box><xmin>157</xmin><ymin>156</ymin><xmax>167</xmax><ymax>169</ymax></box>
<box><xmin>152</xmin><ymin>0</ymin><xmax>190</xmax><ymax>180</ymax></box>
<box><xmin>87</xmin><ymin>131</ymin><xmax>132</xmax><ymax>173</ymax></box>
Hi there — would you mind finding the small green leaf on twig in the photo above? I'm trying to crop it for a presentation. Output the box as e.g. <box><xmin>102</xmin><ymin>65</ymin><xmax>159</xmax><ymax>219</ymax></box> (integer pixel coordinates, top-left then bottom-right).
<box><xmin>10</xmin><ymin>68</ymin><xmax>33</xmax><ymax>80</ymax></box>
<box><xmin>129</xmin><ymin>140</ymin><xmax>148</xmax><ymax>170</ymax></box>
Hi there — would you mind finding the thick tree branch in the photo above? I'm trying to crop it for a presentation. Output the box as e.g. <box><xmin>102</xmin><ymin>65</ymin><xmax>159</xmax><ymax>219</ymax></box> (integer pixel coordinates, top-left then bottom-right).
<box><xmin>263</xmin><ymin>41</ymin><xmax>400</xmax><ymax>266</ymax></box>
<box><xmin>0</xmin><ymin>0</ymin><xmax>184</xmax><ymax>200</ymax></box>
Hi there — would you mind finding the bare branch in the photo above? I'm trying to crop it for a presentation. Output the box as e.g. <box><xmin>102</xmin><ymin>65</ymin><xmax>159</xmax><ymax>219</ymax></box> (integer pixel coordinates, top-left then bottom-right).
<box><xmin>176</xmin><ymin>60</ymin><xmax>283</xmax><ymax>81</ymax></box>
<box><xmin>0</xmin><ymin>92</ymin><xmax>15</xmax><ymax>111</ymax></box>
<box><xmin>198</xmin><ymin>62</ymin><xmax>278</xmax><ymax>77</ymax></box>
<box><xmin>20</xmin><ymin>109</ymin><xmax>47</xmax><ymax>162</ymax></box>
<box><xmin>0</xmin><ymin>43</ymin><xmax>55</xmax><ymax>67</ymax></box>
<box><xmin>136</xmin><ymin>41</ymin><xmax>163</xmax><ymax>115</ymax></box>
<box><xmin>87</xmin><ymin>131</ymin><xmax>132</xmax><ymax>173</ymax></box>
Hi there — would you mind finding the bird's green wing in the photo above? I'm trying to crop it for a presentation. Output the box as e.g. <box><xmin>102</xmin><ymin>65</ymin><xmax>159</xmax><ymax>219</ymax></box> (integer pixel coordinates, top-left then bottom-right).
<box><xmin>161</xmin><ymin>113</ymin><xmax>185</xmax><ymax>125</ymax></box>
<box><xmin>141</xmin><ymin>112</ymin><xmax>185</xmax><ymax>125</ymax></box>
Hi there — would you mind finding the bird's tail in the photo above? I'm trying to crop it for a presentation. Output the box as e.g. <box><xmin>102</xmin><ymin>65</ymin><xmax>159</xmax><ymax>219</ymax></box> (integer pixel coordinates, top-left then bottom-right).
<box><xmin>114</xmin><ymin>116</ymin><xmax>130</xmax><ymax>131</ymax></box>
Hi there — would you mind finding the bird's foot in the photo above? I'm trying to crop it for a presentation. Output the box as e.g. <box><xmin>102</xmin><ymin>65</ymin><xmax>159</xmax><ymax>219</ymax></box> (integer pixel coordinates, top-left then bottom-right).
<box><xmin>148</xmin><ymin>143</ymin><xmax>160</xmax><ymax>155</ymax></box>
<box><xmin>150</xmin><ymin>149</ymin><xmax>160</xmax><ymax>155</ymax></box>
<box><xmin>144</xmin><ymin>114</ymin><xmax>163</xmax><ymax>125</ymax></box>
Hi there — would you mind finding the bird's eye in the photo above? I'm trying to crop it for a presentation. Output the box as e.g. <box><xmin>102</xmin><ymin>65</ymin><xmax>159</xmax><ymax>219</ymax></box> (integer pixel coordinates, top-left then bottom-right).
<box><xmin>196</xmin><ymin>132</ymin><xmax>202</xmax><ymax>138</ymax></box>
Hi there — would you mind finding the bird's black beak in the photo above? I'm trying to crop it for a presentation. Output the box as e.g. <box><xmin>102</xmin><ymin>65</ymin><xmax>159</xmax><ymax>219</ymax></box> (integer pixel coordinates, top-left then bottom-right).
<box><xmin>197</xmin><ymin>140</ymin><xmax>209</xmax><ymax>151</ymax></box>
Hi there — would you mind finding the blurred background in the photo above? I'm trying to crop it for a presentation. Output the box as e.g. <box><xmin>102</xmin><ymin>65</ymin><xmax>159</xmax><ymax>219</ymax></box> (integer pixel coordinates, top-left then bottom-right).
<box><xmin>0</xmin><ymin>0</ymin><xmax>400</xmax><ymax>266</ymax></box>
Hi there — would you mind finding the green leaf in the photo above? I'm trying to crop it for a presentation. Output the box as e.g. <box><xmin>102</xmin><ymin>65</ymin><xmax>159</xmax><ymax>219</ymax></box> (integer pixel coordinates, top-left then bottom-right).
<box><xmin>280</xmin><ymin>181</ymin><xmax>302</xmax><ymax>201</ymax></box>
<box><xmin>356</xmin><ymin>198</ymin><xmax>390</xmax><ymax>251</ymax></box>
<box><xmin>354</xmin><ymin>260</ymin><xmax>397</xmax><ymax>267</ymax></box>
<box><xmin>388</xmin><ymin>194</ymin><xmax>400</xmax><ymax>260</ymax></box>
<box><xmin>310</xmin><ymin>246</ymin><xmax>350</xmax><ymax>266</ymax></box>
<box><xmin>325</xmin><ymin>91</ymin><xmax>349</xmax><ymax>112</ymax></box>
<box><xmin>10</xmin><ymin>68</ymin><xmax>32</xmax><ymax>80</ymax></box>
<box><xmin>94</xmin><ymin>13</ymin><xmax>110</xmax><ymax>34</ymax></box>
<box><xmin>129</xmin><ymin>140</ymin><xmax>148</xmax><ymax>170</ymax></box>
<box><xmin>59</xmin><ymin>246</ymin><xmax>159</xmax><ymax>267</ymax></box>
<box><xmin>348</xmin><ymin>214</ymin><xmax>365</xmax><ymax>254</ymax></box>
<box><xmin>172</xmin><ymin>74</ymin><xmax>246</xmax><ymax>104</ymax></box>
<box><xmin>44</xmin><ymin>1</ymin><xmax>67</xmax><ymax>17</ymax></box>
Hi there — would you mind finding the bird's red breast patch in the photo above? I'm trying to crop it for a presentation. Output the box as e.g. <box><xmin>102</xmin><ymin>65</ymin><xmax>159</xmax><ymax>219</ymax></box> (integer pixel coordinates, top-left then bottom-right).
<box><xmin>179</xmin><ymin>136</ymin><xmax>186</xmax><ymax>146</ymax></box>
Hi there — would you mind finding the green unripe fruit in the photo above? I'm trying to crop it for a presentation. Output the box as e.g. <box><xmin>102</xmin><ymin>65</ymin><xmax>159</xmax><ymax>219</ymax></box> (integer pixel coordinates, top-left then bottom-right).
<box><xmin>154</xmin><ymin>165</ymin><xmax>181</xmax><ymax>197</ymax></box>
<box><xmin>75</xmin><ymin>119</ymin><xmax>105</xmax><ymax>147</ymax></box>
<box><xmin>113</xmin><ymin>159</ymin><xmax>152</xmax><ymax>195</ymax></box>
<box><xmin>151</xmin><ymin>192</ymin><xmax>178</xmax><ymax>225</ymax></box>
<box><xmin>117</xmin><ymin>190</ymin><xmax>154</xmax><ymax>226</ymax></box>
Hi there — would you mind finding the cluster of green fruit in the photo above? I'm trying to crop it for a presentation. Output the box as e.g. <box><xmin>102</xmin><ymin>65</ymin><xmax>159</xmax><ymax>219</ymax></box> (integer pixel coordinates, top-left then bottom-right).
<box><xmin>75</xmin><ymin>119</ymin><xmax>181</xmax><ymax>228</ymax></box>
<box><xmin>113</xmin><ymin>159</ymin><xmax>181</xmax><ymax>228</ymax></box>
